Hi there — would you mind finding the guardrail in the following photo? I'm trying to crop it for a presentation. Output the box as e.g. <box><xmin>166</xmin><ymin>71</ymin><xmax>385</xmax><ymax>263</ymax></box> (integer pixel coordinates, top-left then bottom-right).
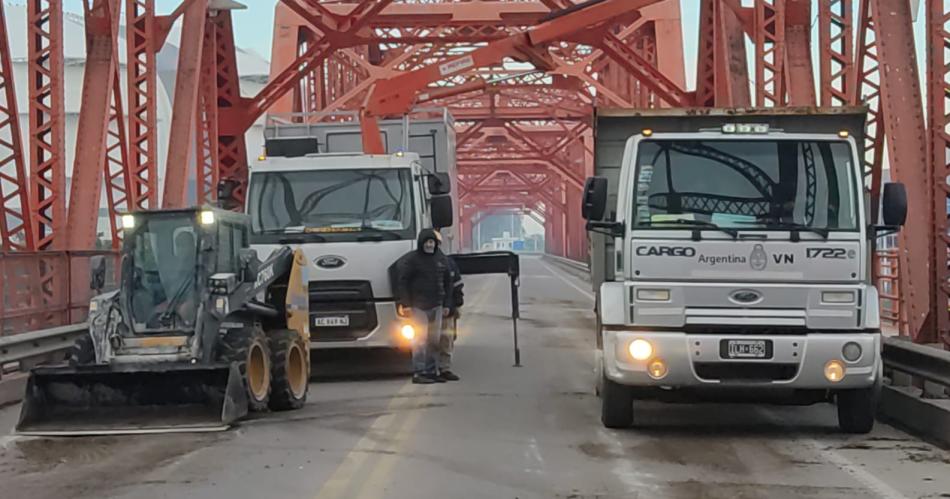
<box><xmin>880</xmin><ymin>336</ymin><xmax>950</xmax><ymax>445</ymax></box>
<box><xmin>543</xmin><ymin>254</ymin><xmax>588</xmax><ymax>273</ymax></box>
<box><xmin>0</xmin><ymin>324</ymin><xmax>86</xmax><ymax>376</ymax></box>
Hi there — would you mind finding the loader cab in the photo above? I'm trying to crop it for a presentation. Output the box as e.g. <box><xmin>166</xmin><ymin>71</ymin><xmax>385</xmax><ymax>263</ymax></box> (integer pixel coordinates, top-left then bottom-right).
<box><xmin>119</xmin><ymin>207</ymin><xmax>249</xmax><ymax>332</ymax></box>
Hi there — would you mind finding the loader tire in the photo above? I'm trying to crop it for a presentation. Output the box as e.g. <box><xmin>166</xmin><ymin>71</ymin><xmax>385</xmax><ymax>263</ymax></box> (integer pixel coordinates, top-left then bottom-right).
<box><xmin>67</xmin><ymin>333</ymin><xmax>96</xmax><ymax>366</ymax></box>
<box><xmin>268</xmin><ymin>329</ymin><xmax>309</xmax><ymax>411</ymax></box>
<box><xmin>220</xmin><ymin>326</ymin><xmax>272</xmax><ymax>412</ymax></box>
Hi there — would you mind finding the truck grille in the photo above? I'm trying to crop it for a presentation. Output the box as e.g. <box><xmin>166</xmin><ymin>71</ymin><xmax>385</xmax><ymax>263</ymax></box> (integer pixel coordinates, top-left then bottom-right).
<box><xmin>309</xmin><ymin>281</ymin><xmax>377</xmax><ymax>341</ymax></box>
<box><xmin>694</xmin><ymin>362</ymin><xmax>799</xmax><ymax>382</ymax></box>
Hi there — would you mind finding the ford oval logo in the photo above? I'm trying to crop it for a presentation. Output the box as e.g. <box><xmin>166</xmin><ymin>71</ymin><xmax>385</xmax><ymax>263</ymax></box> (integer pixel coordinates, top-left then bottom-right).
<box><xmin>730</xmin><ymin>289</ymin><xmax>763</xmax><ymax>305</ymax></box>
<box><xmin>315</xmin><ymin>255</ymin><xmax>346</xmax><ymax>269</ymax></box>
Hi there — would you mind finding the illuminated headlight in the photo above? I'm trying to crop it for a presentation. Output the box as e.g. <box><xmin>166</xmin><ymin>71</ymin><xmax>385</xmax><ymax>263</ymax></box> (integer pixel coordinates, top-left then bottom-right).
<box><xmin>647</xmin><ymin>359</ymin><xmax>668</xmax><ymax>379</ymax></box>
<box><xmin>120</xmin><ymin>214</ymin><xmax>135</xmax><ymax>230</ymax></box>
<box><xmin>842</xmin><ymin>342</ymin><xmax>863</xmax><ymax>362</ymax></box>
<box><xmin>722</xmin><ymin>124</ymin><xmax>737</xmax><ymax>133</ymax></box>
<box><xmin>214</xmin><ymin>297</ymin><xmax>229</xmax><ymax>314</ymax></box>
<box><xmin>636</xmin><ymin>289</ymin><xmax>670</xmax><ymax>301</ymax></box>
<box><xmin>822</xmin><ymin>291</ymin><xmax>855</xmax><ymax>304</ymax></box>
<box><xmin>400</xmin><ymin>324</ymin><xmax>415</xmax><ymax>340</ymax></box>
<box><xmin>200</xmin><ymin>210</ymin><xmax>216</xmax><ymax>225</ymax></box>
<box><xmin>752</xmin><ymin>124</ymin><xmax>770</xmax><ymax>134</ymax></box>
<box><xmin>824</xmin><ymin>360</ymin><xmax>845</xmax><ymax>382</ymax></box>
<box><xmin>628</xmin><ymin>339</ymin><xmax>654</xmax><ymax>361</ymax></box>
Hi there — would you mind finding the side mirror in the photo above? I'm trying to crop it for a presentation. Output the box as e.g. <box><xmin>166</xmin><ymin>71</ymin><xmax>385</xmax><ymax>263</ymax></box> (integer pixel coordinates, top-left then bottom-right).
<box><xmin>427</xmin><ymin>173</ymin><xmax>452</xmax><ymax>195</ymax></box>
<box><xmin>89</xmin><ymin>256</ymin><xmax>106</xmax><ymax>292</ymax></box>
<box><xmin>217</xmin><ymin>179</ymin><xmax>241</xmax><ymax>210</ymax></box>
<box><xmin>882</xmin><ymin>182</ymin><xmax>907</xmax><ymax>227</ymax></box>
<box><xmin>430</xmin><ymin>195</ymin><xmax>454</xmax><ymax>228</ymax></box>
<box><xmin>582</xmin><ymin>176</ymin><xmax>608</xmax><ymax>221</ymax></box>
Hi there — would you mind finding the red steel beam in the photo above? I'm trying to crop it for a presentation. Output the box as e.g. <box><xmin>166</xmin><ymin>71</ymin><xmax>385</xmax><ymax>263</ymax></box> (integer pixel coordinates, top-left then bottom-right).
<box><xmin>28</xmin><ymin>0</ymin><xmax>66</xmax><ymax>249</ymax></box>
<box><xmin>818</xmin><ymin>0</ymin><xmax>853</xmax><ymax>107</ymax></box>
<box><xmin>754</xmin><ymin>0</ymin><xmax>786</xmax><ymax>107</ymax></box>
<box><xmin>125</xmin><ymin>0</ymin><xmax>159</xmax><ymax>209</ymax></box>
<box><xmin>211</xmin><ymin>10</ymin><xmax>251</xmax><ymax>204</ymax></box>
<box><xmin>67</xmin><ymin>0</ymin><xmax>122</xmax><ymax>250</ymax></box>
<box><xmin>163</xmin><ymin>0</ymin><xmax>208</xmax><ymax>208</ymax></box>
<box><xmin>196</xmin><ymin>18</ymin><xmax>219</xmax><ymax>205</ymax></box>
<box><xmin>927</xmin><ymin>0</ymin><xmax>950</xmax><ymax>348</ymax></box>
<box><xmin>0</xmin><ymin>2</ymin><xmax>34</xmax><ymax>251</ymax></box>
<box><xmin>870</xmin><ymin>0</ymin><xmax>931</xmax><ymax>342</ymax></box>
<box><xmin>784</xmin><ymin>0</ymin><xmax>815</xmax><ymax>106</ymax></box>
<box><xmin>103</xmin><ymin>66</ymin><xmax>133</xmax><ymax>248</ymax></box>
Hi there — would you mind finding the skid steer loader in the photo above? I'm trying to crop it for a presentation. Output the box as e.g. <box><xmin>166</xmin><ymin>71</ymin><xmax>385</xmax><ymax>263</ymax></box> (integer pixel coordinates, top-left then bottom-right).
<box><xmin>16</xmin><ymin>207</ymin><xmax>313</xmax><ymax>436</ymax></box>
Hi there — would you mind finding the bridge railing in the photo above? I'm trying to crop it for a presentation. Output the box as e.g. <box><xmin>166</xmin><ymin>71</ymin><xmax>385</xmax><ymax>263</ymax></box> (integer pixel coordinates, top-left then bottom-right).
<box><xmin>0</xmin><ymin>250</ymin><xmax>120</xmax><ymax>336</ymax></box>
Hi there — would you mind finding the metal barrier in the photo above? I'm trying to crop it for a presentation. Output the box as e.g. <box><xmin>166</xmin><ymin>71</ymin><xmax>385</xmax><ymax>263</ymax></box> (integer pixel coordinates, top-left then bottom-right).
<box><xmin>0</xmin><ymin>251</ymin><xmax>119</xmax><ymax>336</ymax></box>
<box><xmin>880</xmin><ymin>336</ymin><xmax>950</xmax><ymax>445</ymax></box>
<box><xmin>0</xmin><ymin>324</ymin><xmax>87</xmax><ymax>381</ymax></box>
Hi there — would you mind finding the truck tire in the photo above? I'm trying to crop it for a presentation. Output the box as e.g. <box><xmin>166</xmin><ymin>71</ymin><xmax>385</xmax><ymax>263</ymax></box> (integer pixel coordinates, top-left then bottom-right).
<box><xmin>67</xmin><ymin>333</ymin><xmax>96</xmax><ymax>366</ymax></box>
<box><xmin>601</xmin><ymin>373</ymin><xmax>634</xmax><ymax>428</ymax></box>
<box><xmin>836</xmin><ymin>387</ymin><xmax>876</xmax><ymax>434</ymax></box>
<box><xmin>220</xmin><ymin>326</ymin><xmax>272</xmax><ymax>412</ymax></box>
<box><xmin>268</xmin><ymin>329</ymin><xmax>309</xmax><ymax>411</ymax></box>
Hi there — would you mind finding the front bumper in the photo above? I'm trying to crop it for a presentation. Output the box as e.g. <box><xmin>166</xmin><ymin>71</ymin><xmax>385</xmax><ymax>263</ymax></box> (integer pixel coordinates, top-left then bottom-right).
<box><xmin>309</xmin><ymin>302</ymin><xmax>415</xmax><ymax>350</ymax></box>
<box><xmin>604</xmin><ymin>330</ymin><xmax>880</xmax><ymax>389</ymax></box>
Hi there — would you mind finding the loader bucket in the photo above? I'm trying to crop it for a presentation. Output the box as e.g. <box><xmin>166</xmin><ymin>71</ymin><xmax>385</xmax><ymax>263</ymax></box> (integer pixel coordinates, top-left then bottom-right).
<box><xmin>15</xmin><ymin>363</ymin><xmax>248</xmax><ymax>436</ymax></box>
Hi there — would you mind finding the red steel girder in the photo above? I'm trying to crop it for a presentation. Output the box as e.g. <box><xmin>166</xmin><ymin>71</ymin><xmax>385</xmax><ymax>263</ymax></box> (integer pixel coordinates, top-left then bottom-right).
<box><xmin>361</xmin><ymin>0</ymin><xmax>662</xmax><ymax>152</ymax></box>
<box><xmin>927</xmin><ymin>0</ymin><xmax>950</xmax><ymax>348</ymax></box>
<box><xmin>67</xmin><ymin>0</ymin><xmax>122</xmax><ymax>250</ymax></box>
<box><xmin>869</xmin><ymin>0</ymin><xmax>931</xmax><ymax>342</ymax></box>
<box><xmin>696</xmin><ymin>0</ymin><xmax>751</xmax><ymax>107</ymax></box>
<box><xmin>28</xmin><ymin>0</ymin><xmax>66</xmax><ymax>249</ymax></box>
<box><xmin>163</xmin><ymin>0</ymin><xmax>208</xmax><ymax>208</ymax></box>
<box><xmin>125</xmin><ymin>0</ymin><xmax>159</xmax><ymax>209</ymax></box>
<box><xmin>851</xmin><ymin>0</ymin><xmax>884</xmax><ymax>225</ymax></box>
<box><xmin>210</xmin><ymin>10</ymin><xmax>250</xmax><ymax>204</ymax></box>
<box><xmin>784</xmin><ymin>0</ymin><xmax>815</xmax><ymax>106</ymax></box>
<box><xmin>103</xmin><ymin>67</ymin><xmax>133</xmax><ymax>248</ymax></box>
<box><xmin>754</xmin><ymin>0</ymin><xmax>786</xmax><ymax>107</ymax></box>
<box><xmin>0</xmin><ymin>3</ymin><xmax>34</xmax><ymax>251</ymax></box>
<box><xmin>818</xmin><ymin>0</ymin><xmax>853</xmax><ymax>107</ymax></box>
<box><xmin>195</xmin><ymin>20</ymin><xmax>219</xmax><ymax>205</ymax></box>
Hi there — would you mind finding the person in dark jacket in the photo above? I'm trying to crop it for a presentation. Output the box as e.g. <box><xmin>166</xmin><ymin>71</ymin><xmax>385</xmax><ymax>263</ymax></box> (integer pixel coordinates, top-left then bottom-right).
<box><xmin>396</xmin><ymin>229</ymin><xmax>453</xmax><ymax>384</ymax></box>
<box><xmin>437</xmin><ymin>234</ymin><xmax>463</xmax><ymax>381</ymax></box>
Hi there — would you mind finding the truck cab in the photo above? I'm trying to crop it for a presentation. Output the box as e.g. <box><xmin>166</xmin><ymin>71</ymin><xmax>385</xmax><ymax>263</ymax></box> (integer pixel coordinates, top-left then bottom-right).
<box><xmin>247</xmin><ymin>137</ymin><xmax>454</xmax><ymax>351</ymax></box>
<box><xmin>583</xmin><ymin>108</ymin><xmax>907</xmax><ymax>433</ymax></box>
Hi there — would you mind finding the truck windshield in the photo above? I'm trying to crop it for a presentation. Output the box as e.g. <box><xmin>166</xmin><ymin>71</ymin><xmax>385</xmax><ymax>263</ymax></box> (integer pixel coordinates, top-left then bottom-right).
<box><xmin>248</xmin><ymin>168</ymin><xmax>416</xmax><ymax>242</ymax></box>
<box><xmin>128</xmin><ymin>215</ymin><xmax>198</xmax><ymax>329</ymax></box>
<box><xmin>632</xmin><ymin>139</ymin><xmax>859</xmax><ymax>231</ymax></box>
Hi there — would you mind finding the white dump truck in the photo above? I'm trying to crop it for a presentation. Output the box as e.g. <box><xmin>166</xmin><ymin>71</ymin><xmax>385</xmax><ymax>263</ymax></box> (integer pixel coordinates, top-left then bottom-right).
<box><xmin>582</xmin><ymin>107</ymin><xmax>907</xmax><ymax>433</ymax></box>
<box><xmin>246</xmin><ymin>111</ymin><xmax>457</xmax><ymax>351</ymax></box>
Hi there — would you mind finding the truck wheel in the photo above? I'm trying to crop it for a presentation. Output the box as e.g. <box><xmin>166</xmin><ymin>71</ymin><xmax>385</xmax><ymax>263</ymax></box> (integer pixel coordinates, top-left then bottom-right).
<box><xmin>220</xmin><ymin>327</ymin><xmax>272</xmax><ymax>412</ymax></box>
<box><xmin>67</xmin><ymin>333</ymin><xmax>96</xmax><ymax>366</ymax></box>
<box><xmin>601</xmin><ymin>373</ymin><xmax>634</xmax><ymax>428</ymax></box>
<box><xmin>836</xmin><ymin>387</ymin><xmax>876</xmax><ymax>434</ymax></box>
<box><xmin>268</xmin><ymin>329</ymin><xmax>309</xmax><ymax>411</ymax></box>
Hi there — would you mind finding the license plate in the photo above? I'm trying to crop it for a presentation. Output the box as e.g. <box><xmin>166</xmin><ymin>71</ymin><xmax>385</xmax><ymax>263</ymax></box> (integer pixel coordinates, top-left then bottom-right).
<box><xmin>313</xmin><ymin>316</ymin><xmax>349</xmax><ymax>327</ymax></box>
<box><xmin>722</xmin><ymin>339</ymin><xmax>770</xmax><ymax>359</ymax></box>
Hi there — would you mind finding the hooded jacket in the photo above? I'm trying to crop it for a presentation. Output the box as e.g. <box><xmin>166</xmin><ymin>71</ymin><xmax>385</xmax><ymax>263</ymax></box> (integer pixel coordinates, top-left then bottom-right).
<box><xmin>395</xmin><ymin>229</ymin><xmax>453</xmax><ymax>310</ymax></box>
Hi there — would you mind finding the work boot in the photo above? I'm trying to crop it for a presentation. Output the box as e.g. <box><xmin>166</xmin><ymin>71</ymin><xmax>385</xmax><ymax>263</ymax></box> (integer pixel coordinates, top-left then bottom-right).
<box><xmin>431</xmin><ymin>373</ymin><xmax>447</xmax><ymax>383</ymax></box>
<box><xmin>439</xmin><ymin>370</ymin><xmax>460</xmax><ymax>381</ymax></box>
<box><xmin>412</xmin><ymin>374</ymin><xmax>436</xmax><ymax>384</ymax></box>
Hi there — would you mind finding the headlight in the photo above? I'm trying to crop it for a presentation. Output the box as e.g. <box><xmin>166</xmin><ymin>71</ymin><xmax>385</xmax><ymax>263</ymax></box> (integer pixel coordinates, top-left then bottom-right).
<box><xmin>824</xmin><ymin>360</ymin><xmax>845</xmax><ymax>382</ymax></box>
<box><xmin>214</xmin><ymin>297</ymin><xmax>228</xmax><ymax>314</ymax></box>
<box><xmin>400</xmin><ymin>324</ymin><xmax>415</xmax><ymax>340</ymax></box>
<box><xmin>842</xmin><ymin>342</ymin><xmax>862</xmax><ymax>362</ymax></box>
<box><xmin>628</xmin><ymin>339</ymin><xmax>653</xmax><ymax>361</ymax></box>
<box><xmin>822</xmin><ymin>291</ymin><xmax>855</xmax><ymax>304</ymax></box>
<box><xmin>89</xmin><ymin>300</ymin><xmax>99</xmax><ymax>313</ymax></box>
<box><xmin>636</xmin><ymin>289</ymin><xmax>670</xmax><ymax>301</ymax></box>
<box><xmin>200</xmin><ymin>210</ymin><xmax>216</xmax><ymax>225</ymax></box>
<box><xmin>120</xmin><ymin>214</ymin><xmax>135</xmax><ymax>230</ymax></box>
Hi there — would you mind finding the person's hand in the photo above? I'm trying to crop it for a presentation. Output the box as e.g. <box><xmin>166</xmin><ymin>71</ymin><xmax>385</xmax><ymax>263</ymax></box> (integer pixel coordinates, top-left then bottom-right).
<box><xmin>443</xmin><ymin>307</ymin><xmax>451</xmax><ymax>317</ymax></box>
<box><xmin>397</xmin><ymin>304</ymin><xmax>411</xmax><ymax>317</ymax></box>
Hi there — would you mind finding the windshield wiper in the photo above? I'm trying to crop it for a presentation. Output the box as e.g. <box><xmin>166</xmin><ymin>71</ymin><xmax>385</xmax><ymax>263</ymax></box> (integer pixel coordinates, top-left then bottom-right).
<box><xmin>736</xmin><ymin>220</ymin><xmax>829</xmax><ymax>239</ymax></box>
<box><xmin>357</xmin><ymin>226</ymin><xmax>402</xmax><ymax>241</ymax></box>
<box><xmin>648</xmin><ymin>219</ymin><xmax>738</xmax><ymax>239</ymax></box>
<box><xmin>256</xmin><ymin>228</ymin><xmax>324</xmax><ymax>242</ymax></box>
<box><xmin>158</xmin><ymin>274</ymin><xmax>195</xmax><ymax>327</ymax></box>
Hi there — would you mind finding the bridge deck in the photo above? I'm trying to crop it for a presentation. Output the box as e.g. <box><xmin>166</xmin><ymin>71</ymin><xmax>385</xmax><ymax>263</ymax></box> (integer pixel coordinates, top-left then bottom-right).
<box><xmin>1</xmin><ymin>256</ymin><xmax>948</xmax><ymax>499</ymax></box>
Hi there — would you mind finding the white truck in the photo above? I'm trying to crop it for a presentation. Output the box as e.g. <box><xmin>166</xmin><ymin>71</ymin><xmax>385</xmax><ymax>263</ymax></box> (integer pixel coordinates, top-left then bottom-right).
<box><xmin>246</xmin><ymin>111</ymin><xmax>457</xmax><ymax>351</ymax></box>
<box><xmin>582</xmin><ymin>108</ymin><xmax>907</xmax><ymax>433</ymax></box>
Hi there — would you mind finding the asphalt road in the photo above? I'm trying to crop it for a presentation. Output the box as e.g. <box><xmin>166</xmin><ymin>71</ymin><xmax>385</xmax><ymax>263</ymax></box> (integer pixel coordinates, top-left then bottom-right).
<box><xmin>1</xmin><ymin>255</ymin><xmax>949</xmax><ymax>499</ymax></box>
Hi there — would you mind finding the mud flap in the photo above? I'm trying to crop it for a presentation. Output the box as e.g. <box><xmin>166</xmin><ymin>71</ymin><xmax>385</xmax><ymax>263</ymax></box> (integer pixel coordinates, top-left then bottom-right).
<box><xmin>16</xmin><ymin>363</ymin><xmax>249</xmax><ymax>436</ymax></box>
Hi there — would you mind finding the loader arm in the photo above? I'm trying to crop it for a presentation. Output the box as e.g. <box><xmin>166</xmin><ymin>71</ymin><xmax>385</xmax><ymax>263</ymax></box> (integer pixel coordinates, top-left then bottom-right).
<box><xmin>359</xmin><ymin>0</ymin><xmax>661</xmax><ymax>153</ymax></box>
